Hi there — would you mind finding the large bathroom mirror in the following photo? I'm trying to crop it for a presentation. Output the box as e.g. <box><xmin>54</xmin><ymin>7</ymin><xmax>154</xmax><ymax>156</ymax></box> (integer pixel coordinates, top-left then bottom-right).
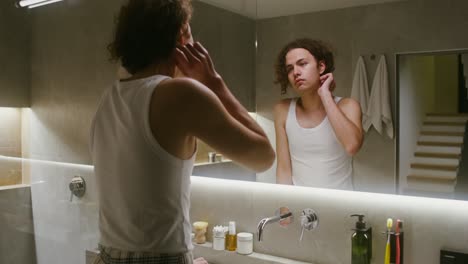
<box><xmin>190</xmin><ymin>0</ymin><xmax>468</xmax><ymax>201</ymax></box>
<box><xmin>1</xmin><ymin>0</ymin><xmax>468</xmax><ymax>201</ymax></box>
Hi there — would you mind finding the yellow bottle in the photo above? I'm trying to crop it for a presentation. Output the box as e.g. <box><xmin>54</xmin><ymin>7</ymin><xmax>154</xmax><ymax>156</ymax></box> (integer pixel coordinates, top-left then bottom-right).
<box><xmin>225</xmin><ymin>221</ymin><xmax>237</xmax><ymax>251</ymax></box>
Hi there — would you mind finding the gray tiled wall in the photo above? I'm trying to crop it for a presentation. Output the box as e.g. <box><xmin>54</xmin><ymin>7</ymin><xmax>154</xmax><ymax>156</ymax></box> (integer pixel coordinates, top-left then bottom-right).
<box><xmin>0</xmin><ymin>0</ymin><xmax>31</xmax><ymax>107</ymax></box>
<box><xmin>0</xmin><ymin>186</ymin><xmax>36</xmax><ymax>264</ymax></box>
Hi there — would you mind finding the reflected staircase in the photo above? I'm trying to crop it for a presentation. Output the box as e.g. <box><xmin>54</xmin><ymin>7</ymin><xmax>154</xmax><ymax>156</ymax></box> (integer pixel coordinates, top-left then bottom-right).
<box><xmin>404</xmin><ymin>113</ymin><xmax>468</xmax><ymax>198</ymax></box>
<box><xmin>462</xmin><ymin>54</ymin><xmax>468</xmax><ymax>97</ymax></box>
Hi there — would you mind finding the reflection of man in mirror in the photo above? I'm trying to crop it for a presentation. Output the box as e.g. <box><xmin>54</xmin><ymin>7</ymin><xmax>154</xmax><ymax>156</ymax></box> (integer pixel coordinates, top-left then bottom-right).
<box><xmin>90</xmin><ymin>1</ymin><xmax>275</xmax><ymax>263</ymax></box>
<box><xmin>273</xmin><ymin>38</ymin><xmax>363</xmax><ymax>190</ymax></box>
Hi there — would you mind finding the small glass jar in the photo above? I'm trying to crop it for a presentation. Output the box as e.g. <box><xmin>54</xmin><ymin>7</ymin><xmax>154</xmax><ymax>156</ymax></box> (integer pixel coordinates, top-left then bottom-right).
<box><xmin>193</xmin><ymin>221</ymin><xmax>208</xmax><ymax>244</ymax></box>
<box><xmin>236</xmin><ymin>232</ymin><xmax>253</xmax><ymax>255</ymax></box>
<box><xmin>208</xmin><ymin>152</ymin><xmax>216</xmax><ymax>163</ymax></box>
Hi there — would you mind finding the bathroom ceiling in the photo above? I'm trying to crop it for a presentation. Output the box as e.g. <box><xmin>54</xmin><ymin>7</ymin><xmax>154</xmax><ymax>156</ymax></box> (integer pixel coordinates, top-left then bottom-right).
<box><xmin>197</xmin><ymin>0</ymin><xmax>407</xmax><ymax>19</ymax></box>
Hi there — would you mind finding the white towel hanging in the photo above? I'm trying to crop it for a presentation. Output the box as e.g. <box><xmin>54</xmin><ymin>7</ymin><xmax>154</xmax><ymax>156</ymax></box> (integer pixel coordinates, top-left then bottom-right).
<box><xmin>350</xmin><ymin>56</ymin><xmax>370</xmax><ymax>128</ymax></box>
<box><xmin>364</xmin><ymin>55</ymin><xmax>394</xmax><ymax>139</ymax></box>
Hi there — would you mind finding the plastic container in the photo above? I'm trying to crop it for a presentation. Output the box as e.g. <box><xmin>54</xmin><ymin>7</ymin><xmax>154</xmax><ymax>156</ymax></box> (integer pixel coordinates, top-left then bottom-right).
<box><xmin>236</xmin><ymin>232</ymin><xmax>253</xmax><ymax>255</ymax></box>
<box><xmin>212</xmin><ymin>225</ymin><xmax>227</xmax><ymax>251</ymax></box>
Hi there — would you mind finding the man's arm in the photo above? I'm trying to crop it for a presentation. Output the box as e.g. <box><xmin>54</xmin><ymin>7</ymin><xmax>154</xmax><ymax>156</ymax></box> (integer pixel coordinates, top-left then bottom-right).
<box><xmin>176</xmin><ymin>42</ymin><xmax>268</xmax><ymax>139</ymax></box>
<box><xmin>318</xmin><ymin>74</ymin><xmax>363</xmax><ymax>156</ymax></box>
<box><xmin>174</xmin><ymin>42</ymin><xmax>275</xmax><ymax>172</ymax></box>
<box><xmin>274</xmin><ymin>100</ymin><xmax>293</xmax><ymax>185</ymax></box>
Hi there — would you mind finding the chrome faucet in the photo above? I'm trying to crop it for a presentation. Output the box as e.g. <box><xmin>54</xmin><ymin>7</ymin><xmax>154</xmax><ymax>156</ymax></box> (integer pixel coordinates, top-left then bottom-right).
<box><xmin>257</xmin><ymin>211</ymin><xmax>293</xmax><ymax>241</ymax></box>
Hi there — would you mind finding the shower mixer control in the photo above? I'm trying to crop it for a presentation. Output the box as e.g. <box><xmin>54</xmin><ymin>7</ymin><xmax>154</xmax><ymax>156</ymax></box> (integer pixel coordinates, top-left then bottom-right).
<box><xmin>299</xmin><ymin>208</ymin><xmax>319</xmax><ymax>241</ymax></box>
<box><xmin>69</xmin><ymin>176</ymin><xmax>86</xmax><ymax>202</ymax></box>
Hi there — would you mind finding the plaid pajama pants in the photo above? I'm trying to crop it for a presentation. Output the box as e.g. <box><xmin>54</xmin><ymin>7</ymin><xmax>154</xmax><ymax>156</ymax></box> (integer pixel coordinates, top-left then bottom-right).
<box><xmin>92</xmin><ymin>244</ymin><xmax>193</xmax><ymax>264</ymax></box>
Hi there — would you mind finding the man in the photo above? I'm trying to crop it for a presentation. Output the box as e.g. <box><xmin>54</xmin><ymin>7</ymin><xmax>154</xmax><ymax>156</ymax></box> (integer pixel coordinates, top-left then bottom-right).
<box><xmin>90</xmin><ymin>1</ymin><xmax>275</xmax><ymax>263</ymax></box>
<box><xmin>273</xmin><ymin>38</ymin><xmax>363</xmax><ymax>190</ymax></box>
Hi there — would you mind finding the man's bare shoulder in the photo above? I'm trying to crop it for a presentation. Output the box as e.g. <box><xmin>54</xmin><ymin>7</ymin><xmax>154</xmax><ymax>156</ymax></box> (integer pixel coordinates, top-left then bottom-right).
<box><xmin>273</xmin><ymin>98</ymin><xmax>294</xmax><ymax>124</ymax></box>
<box><xmin>274</xmin><ymin>98</ymin><xmax>293</xmax><ymax>114</ymax></box>
<box><xmin>157</xmin><ymin>77</ymin><xmax>209</xmax><ymax>96</ymax></box>
<box><xmin>149</xmin><ymin>77</ymin><xmax>223</xmax><ymax>137</ymax></box>
<box><xmin>337</xmin><ymin>97</ymin><xmax>361</xmax><ymax>114</ymax></box>
<box><xmin>154</xmin><ymin>77</ymin><xmax>218</xmax><ymax>106</ymax></box>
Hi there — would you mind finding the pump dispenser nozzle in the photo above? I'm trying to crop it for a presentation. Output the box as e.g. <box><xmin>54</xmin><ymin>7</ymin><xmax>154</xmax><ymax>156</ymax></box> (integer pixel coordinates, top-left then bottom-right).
<box><xmin>350</xmin><ymin>214</ymin><xmax>367</xmax><ymax>230</ymax></box>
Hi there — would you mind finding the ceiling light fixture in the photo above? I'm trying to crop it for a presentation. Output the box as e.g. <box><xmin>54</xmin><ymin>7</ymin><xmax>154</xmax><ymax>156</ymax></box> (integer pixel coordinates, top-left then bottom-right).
<box><xmin>17</xmin><ymin>0</ymin><xmax>63</xmax><ymax>8</ymax></box>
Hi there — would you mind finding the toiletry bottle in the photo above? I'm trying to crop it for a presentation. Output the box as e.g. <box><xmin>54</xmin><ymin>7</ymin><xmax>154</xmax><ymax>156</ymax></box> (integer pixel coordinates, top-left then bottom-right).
<box><xmin>350</xmin><ymin>214</ymin><xmax>371</xmax><ymax>264</ymax></box>
<box><xmin>391</xmin><ymin>219</ymin><xmax>403</xmax><ymax>264</ymax></box>
<box><xmin>394</xmin><ymin>219</ymin><xmax>404</xmax><ymax>264</ymax></box>
<box><xmin>193</xmin><ymin>221</ymin><xmax>209</xmax><ymax>244</ymax></box>
<box><xmin>212</xmin><ymin>225</ymin><xmax>227</xmax><ymax>251</ymax></box>
<box><xmin>225</xmin><ymin>221</ymin><xmax>237</xmax><ymax>251</ymax></box>
<box><xmin>236</xmin><ymin>232</ymin><xmax>253</xmax><ymax>255</ymax></box>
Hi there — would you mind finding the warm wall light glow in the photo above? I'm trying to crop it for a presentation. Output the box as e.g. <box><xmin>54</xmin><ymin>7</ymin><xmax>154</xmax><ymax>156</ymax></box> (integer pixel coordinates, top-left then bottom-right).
<box><xmin>0</xmin><ymin>155</ymin><xmax>93</xmax><ymax>171</ymax></box>
<box><xmin>0</xmin><ymin>184</ymin><xmax>29</xmax><ymax>191</ymax></box>
<box><xmin>0</xmin><ymin>107</ymin><xmax>22</xmax><ymax>129</ymax></box>
<box><xmin>191</xmin><ymin>176</ymin><xmax>468</xmax><ymax>209</ymax></box>
<box><xmin>0</xmin><ymin>107</ymin><xmax>20</xmax><ymax>115</ymax></box>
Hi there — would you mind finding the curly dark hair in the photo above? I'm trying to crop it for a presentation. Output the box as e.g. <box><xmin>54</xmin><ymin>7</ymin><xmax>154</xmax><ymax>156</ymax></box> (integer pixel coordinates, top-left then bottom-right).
<box><xmin>274</xmin><ymin>38</ymin><xmax>335</xmax><ymax>94</ymax></box>
<box><xmin>108</xmin><ymin>0</ymin><xmax>193</xmax><ymax>75</ymax></box>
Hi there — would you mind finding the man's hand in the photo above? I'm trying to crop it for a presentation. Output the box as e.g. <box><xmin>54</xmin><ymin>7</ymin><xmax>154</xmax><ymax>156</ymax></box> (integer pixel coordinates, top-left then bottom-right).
<box><xmin>175</xmin><ymin>42</ymin><xmax>221</xmax><ymax>89</ymax></box>
<box><xmin>318</xmin><ymin>73</ymin><xmax>336</xmax><ymax>98</ymax></box>
<box><xmin>193</xmin><ymin>257</ymin><xmax>209</xmax><ymax>264</ymax></box>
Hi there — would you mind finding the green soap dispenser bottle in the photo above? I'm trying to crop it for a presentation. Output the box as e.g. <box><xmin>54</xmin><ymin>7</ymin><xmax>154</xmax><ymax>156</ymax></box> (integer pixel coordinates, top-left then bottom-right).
<box><xmin>350</xmin><ymin>214</ymin><xmax>371</xmax><ymax>264</ymax></box>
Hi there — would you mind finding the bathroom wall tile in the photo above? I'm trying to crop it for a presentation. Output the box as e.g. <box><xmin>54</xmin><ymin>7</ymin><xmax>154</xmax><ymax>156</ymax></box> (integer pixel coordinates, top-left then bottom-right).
<box><xmin>0</xmin><ymin>108</ymin><xmax>23</xmax><ymax>156</ymax></box>
<box><xmin>0</xmin><ymin>157</ymin><xmax>23</xmax><ymax>186</ymax></box>
<box><xmin>0</xmin><ymin>186</ymin><xmax>36</xmax><ymax>264</ymax></box>
<box><xmin>191</xmin><ymin>176</ymin><xmax>468</xmax><ymax>264</ymax></box>
<box><xmin>0</xmin><ymin>0</ymin><xmax>30</xmax><ymax>107</ymax></box>
<box><xmin>29</xmin><ymin>160</ymin><xmax>98</xmax><ymax>264</ymax></box>
<box><xmin>29</xmin><ymin>0</ymin><xmax>120</xmax><ymax>166</ymax></box>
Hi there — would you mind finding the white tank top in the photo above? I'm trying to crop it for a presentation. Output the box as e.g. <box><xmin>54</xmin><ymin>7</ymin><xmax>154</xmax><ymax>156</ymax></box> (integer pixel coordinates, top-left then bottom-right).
<box><xmin>285</xmin><ymin>97</ymin><xmax>353</xmax><ymax>190</ymax></box>
<box><xmin>90</xmin><ymin>75</ymin><xmax>195</xmax><ymax>253</ymax></box>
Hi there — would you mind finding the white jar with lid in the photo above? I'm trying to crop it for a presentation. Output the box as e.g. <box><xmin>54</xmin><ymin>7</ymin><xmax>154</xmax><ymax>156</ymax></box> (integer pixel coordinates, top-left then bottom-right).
<box><xmin>212</xmin><ymin>225</ymin><xmax>227</xmax><ymax>251</ymax></box>
<box><xmin>236</xmin><ymin>232</ymin><xmax>253</xmax><ymax>255</ymax></box>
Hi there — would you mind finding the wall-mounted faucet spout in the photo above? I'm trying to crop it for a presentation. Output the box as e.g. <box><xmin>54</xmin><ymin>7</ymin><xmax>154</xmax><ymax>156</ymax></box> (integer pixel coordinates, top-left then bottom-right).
<box><xmin>257</xmin><ymin>211</ymin><xmax>292</xmax><ymax>241</ymax></box>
